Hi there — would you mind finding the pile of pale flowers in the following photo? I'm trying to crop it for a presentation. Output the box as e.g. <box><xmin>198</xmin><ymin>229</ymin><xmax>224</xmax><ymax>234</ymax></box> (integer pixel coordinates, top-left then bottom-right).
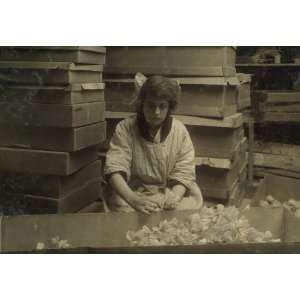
<box><xmin>127</xmin><ymin>205</ymin><xmax>280</xmax><ymax>246</ymax></box>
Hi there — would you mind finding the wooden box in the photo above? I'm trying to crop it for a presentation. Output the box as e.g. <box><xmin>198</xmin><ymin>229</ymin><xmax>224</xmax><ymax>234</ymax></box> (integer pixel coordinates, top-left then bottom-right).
<box><xmin>0</xmin><ymin>207</ymin><xmax>285</xmax><ymax>253</ymax></box>
<box><xmin>105</xmin><ymin>77</ymin><xmax>239</xmax><ymax>118</ymax></box>
<box><xmin>0</xmin><ymin>146</ymin><xmax>98</xmax><ymax>176</ymax></box>
<box><xmin>0</xmin><ymin>83</ymin><xmax>105</xmax><ymax>104</ymax></box>
<box><xmin>99</xmin><ymin>112</ymin><xmax>245</xmax><ymax>158</ymax></box>
<box><xmin>3</xmin><ymin>178</ymin><xmax>102</xmax><ymax>214</ymax></box>
<box><xmin>104</xmin><ymin>46</ymin><xmax>236</xmax><ymax>76</ymax></box>
<box><xmin>0</xmin><ymin>122</ymin><xmax>106</xmax><ymax>152</ymax></box>
<box><xmin>0</xmin><ymin>46</ymin><xmax>106</xmax><ymax>65</ymax></box>
<box><xmin>0</xmin><ymin>101</ymin><xmax>105</xmax><ymax>127</ymax></box>
<box><xmin>0</xmin><ymin>62</ymin><xmax>103</xmax><ymax>85</ymax></box>
<box><xmin>0</xmin><ymin>160</ymin><xmax>102</xmax><ymax>198</ymax></box>
<box><xmin>188</xmin><ymin>125</ymin><xmax>244</xmax><ymax>158</ymax></box>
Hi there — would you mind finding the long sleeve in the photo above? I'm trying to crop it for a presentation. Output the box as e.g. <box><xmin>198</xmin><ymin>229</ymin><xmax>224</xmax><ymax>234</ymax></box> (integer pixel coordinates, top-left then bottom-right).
<box><xmin>168</xmin><ymin>124</ymin><xmax>196</xmax><ymax>190</ymax></box>
<box><xmin>104</xmin><ymin>119</ymin><xmax>133</xmax><ymax>182</ymax></box>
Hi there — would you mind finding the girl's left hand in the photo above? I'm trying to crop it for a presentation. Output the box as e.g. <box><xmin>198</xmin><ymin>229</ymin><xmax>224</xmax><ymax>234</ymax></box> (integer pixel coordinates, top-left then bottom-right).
<box><xmin>164</xmin><ymin>190</ymin><xmax>181</xmax><ymax>210</ymax></box>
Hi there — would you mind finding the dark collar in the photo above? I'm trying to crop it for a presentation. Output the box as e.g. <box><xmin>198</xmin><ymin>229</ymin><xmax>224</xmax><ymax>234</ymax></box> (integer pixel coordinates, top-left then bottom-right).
<box><xmin>136</xmin><ymin>113</ymin><xmax>173</xmax><ymax>143</ymax></box>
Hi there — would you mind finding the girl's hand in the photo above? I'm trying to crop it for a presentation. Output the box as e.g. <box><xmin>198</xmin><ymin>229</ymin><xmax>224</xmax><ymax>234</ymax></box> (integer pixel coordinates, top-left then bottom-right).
<box><xmin>164</xmin><ymin>191</ymin><xmax>181</xmax><ymax>210</ymax></box>
<box><xmin>128</xmin><ymin>193</ymin><xmax>160</xmax><ymax>214</ymax></box>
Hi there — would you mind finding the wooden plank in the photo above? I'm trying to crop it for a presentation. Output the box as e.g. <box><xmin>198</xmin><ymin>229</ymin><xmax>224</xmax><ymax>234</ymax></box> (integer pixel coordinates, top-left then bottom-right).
<box><xmin>254</xmin><ymin>168</ymin><xmax>300</xmax><ymax>180</ymax></box>
<box><xmin>0</xmin><ymin>47</ymin><xmax>106</xmax><ymax>64</ymax></box>
<box><xmin>0</xmin><ymin>146</ymin><xmax>98</xmax><ymax>176</ymax></box>
<box><xmin>247</xmin><ymin>118</ymin><xmax>254</xmax><ymax>184</ymax></box>
<box><xmin>0</xmin><ymin>102</ymin><xmax>105</xmax><ymax>127</ymax></box>
<box><xmin>254</xmin><ymin>152</ymin><xmax>300</xmax><ymax>173</ymax></box>
<box><xmin>254</xmin><ymin>141</ymin><xmax>300</xmax><ymax>157</ymax></box>
<box><xmin>263</xmin><ymin>112</ymin><xmax>300</xmax><ymax>123</ymax></box>
<box><xmin>0</xmin><ymin>122</ymin><xmax>106</xmax><ymax>151</ymax></box>
<box><xmin>263</xmin><ymin>103</ymin><xmax>300</xmax><ymax>112</ymax></box>
<box><xmin>0</xmin><ymin>160</ymin><xmax>102</xmax><ymax>198</ymax></box>
<box><xmin>4</xmin><ymin>179</ymin><xmax>102</xmax><ymax>214</ymax></box>
<box><xmin>0</xmin><ymin>83</ymin><xmax>105</xmax><ymax>104</ymax></box>
<box><xmin>264</xmin><ymin>91</ymin><xmax>300</xmax><ymax>104</ymax></box>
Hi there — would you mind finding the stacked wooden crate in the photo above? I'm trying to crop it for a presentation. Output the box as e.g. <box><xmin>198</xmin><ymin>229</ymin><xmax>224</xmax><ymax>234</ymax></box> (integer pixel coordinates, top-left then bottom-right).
<box><xmin>0</xmin><ymin>47</ymin><xmax>106</xmax><ymax>214</ymax></box>
<box><xmin>103</xmin><ymin>46</ymin><xmax>248</xmax><ymax>205</ymax></box>
<box><xmin>237</xmin><ymin>52</ymin><xmax>300</xmax><ymax>179</ymax></box>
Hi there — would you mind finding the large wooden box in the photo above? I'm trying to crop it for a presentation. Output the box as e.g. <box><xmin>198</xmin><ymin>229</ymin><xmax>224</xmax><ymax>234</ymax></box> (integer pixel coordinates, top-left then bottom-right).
<box><xmin>0</xmin><ymin>101</ymin><xmax>105</xmax><ymax>127</ymax></box>
<box><xmin>0</xmin><ymin>62</ymin><xmax>103</xmax><ymax>85</ymax></box>
<box><xmin>0</xmin><ymin>207</ymin><xmax>285</xmax><ymax>253</ymax></box>
<box><xmin>0</xmin><ymin>146</ymin><xmax>98</xmax><ymax>176</ymax></box>
<box><xmin>3</xmin><ymin>178</ymin><xmax>102</xmax><ymax>214</ymax></box>
<box><xmin>0</xmin><ymin>160</ymin><xmax>102</xmax><ymax>198</ymax></box>
<box><xmin>0</xmin><ymin>46</ymin><xmax>106</xmax><ymax>65</ymax></box>
<box><xmin>104</xmin><ymin>46</ymin><xmax>236</xmax><ymax>76</ymax></box>
<box><xmin>104</xmin><ymin>77</ymin><xmax>239</xmax><ymax>118</ymax></box>
<box><xmin>0</xmin><ymin>122</ymin><xmax>106</xmax><ymax>152</ymax></box>
<box><xmin>99</xmin><ymin>112</ymin><xmax>244</xmax><ymax>159</ymax></box>
<box><xmin>188</xmin><ymin>125</ymin><xmax>244</xmax><ymax>158</ymax></box>
<box><xmin>196</xmin><ymin>139</ymin><xmax>247</xmax><ymax>194</ymax></box>
<box><xmin>0</xmin><ymin>83</ymin><xmax>105</xmax><ymax>104</ymax></box>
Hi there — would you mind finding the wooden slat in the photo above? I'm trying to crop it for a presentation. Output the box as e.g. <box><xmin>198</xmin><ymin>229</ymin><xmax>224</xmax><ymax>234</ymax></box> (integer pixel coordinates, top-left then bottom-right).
<box><xmin>263</xmin><ymin>112</ymin><xmax>300</xmax><ymax>123</ymax></box>
<box><xmin>254</xmin><ymin>152</ymin><xmax>300</xmax><ymax>173</ymax></box>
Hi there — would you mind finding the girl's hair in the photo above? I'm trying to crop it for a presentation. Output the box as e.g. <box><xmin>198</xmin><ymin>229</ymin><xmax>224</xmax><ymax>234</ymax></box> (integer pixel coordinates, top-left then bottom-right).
<box><xmin>137</xmin><ymin>75</ymin><xmax>180</xmax><ymax>112</ymax></box>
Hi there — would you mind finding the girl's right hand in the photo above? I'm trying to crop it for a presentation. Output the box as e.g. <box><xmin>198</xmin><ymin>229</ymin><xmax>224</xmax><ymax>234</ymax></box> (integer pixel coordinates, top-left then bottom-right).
<box><xmin>128</xmin><ymin>193</ymin><xmax>160</xmax><ymax>214</ymax></box>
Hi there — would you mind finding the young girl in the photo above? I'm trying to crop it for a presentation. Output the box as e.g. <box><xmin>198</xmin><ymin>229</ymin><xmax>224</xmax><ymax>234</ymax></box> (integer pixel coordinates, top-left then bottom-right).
<box><xmin>104</xmin><ymin>75</ymin><xmax>203</xmax><ymax>214</ymax></box>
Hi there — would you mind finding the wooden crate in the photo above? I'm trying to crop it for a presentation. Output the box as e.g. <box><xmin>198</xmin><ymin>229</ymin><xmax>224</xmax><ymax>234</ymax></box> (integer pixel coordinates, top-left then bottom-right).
<box><xmin>252</xmin><ymin>90</ymin><xmax>300</xmax><ymax>118</ymax></box>
<box><xmin>100</xmin><ymin>112</ymin><xmax>244</xmax><ymax>158</ymax></box>
<box><xmin>104</xmin><ymin>46</ymin><xmax>236</xmax><ymax>76</ymax></box>
<box><xmin>0</xmin><ymin>83</ymin><xmax>105</xmax><ymax>104</ymax></box>
<box><xmin>3</xmin><ymin>178</ymin><xmax>102</xmax><ymax>214</ymax></box>
<box><xmin>253</xmin><ymin>173</ymin><xmax>300</xmax><ymax>205</ymax></box>
<box><xmin>188</xmin><ymin>125</ymin><xmax>244</xmax><ymax>158</ymax></box>
<box><xmin>104</xmin><ymin>77</ymin><xmax>238</xmax><ymax>118</ymax></box>
<box><xmin>0</xmin><ymin>101</ymin><xmax>105</xmax><ymax>127</ymax></box>
<box><xmin>0</xmin><ymin>207</ymin><xmax>284</xmax><ymax>253</ymax></box>
<box><xmin>0</xmin><ymin>160</ymin><xmax>102</xmax><ymax>198</ymax></box>
<box><xmin>0</xmin><ymin>46</ymin><xmax>106</xmax><ymax>65</ymax></box>
<box><xmin>0</xmin><ymin>62</ymin><xmax>103</xmax><ymax>85</ymax></box>
<box><xmin>0</xmin><ymin>146</ymin><xmax>98</xmax><ymax>176</ymax></box>
<box><xmin>196</xmin><ymin>140</ymin><xmax>247</xmax><ymax>191</ymax></box>
<box><xmin>0</xmin><ymin>122</ymin><xmax>106</xmax><ymax>151</ymax></box>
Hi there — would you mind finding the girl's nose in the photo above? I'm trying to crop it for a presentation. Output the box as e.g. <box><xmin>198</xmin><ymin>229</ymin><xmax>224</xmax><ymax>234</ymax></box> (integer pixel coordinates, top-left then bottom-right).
<box><xmin>155</xmin><ymin>106</ymin><xmax>160</xmax><ymax>115</ymax></box>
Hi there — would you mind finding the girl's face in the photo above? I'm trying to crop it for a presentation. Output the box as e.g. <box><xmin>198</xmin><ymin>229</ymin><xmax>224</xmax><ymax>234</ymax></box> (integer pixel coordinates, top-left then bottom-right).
<box><xmin>142</xmin><ymin>98</ymin><xmax>170</xmax><ymax>128</ymax></box>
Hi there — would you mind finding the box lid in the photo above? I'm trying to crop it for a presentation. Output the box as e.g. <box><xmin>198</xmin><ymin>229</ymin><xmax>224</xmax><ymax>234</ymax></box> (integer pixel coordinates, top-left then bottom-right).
<box><xmin>2</xmin><ymin>46</ymin><xmax>106</xmax><ymax>54</ymax></box>
<box><xmin>0</xmin><ymin>61</ymin><xmax>103</xmax><ymax>72</ymax></box>
<box><xmin>0</xmin><ymin>83</ymin><xmax>105</xmax><ymax>91</ymax></box>
<box><xmin>105</xmin><ymin>77</ymin><xmax>240</xmax><ymax>86</ymax></box>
